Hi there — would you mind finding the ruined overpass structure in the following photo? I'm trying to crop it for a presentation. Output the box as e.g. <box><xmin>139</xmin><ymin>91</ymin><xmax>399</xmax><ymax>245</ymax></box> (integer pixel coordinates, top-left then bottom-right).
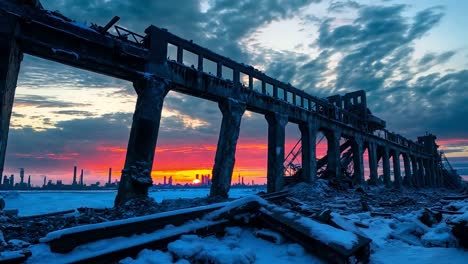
<box><xmin>0</xmin><ymin>1</ymin><xmax>462</xmax><ymax>205</ymax></box>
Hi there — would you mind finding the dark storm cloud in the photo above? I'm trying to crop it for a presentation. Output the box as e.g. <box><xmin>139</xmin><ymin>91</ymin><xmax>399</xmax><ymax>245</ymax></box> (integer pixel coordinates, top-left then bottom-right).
<box><xmin>53</xmin><ymin>110</ymin><xmax>95</xmax><ymax>116</ymax></box>
<box><xmin>203</xmin><ymin>0</ymin><xmax>320</xmax><ymax>59</ymax></box>
<box><xmin>15</xmin><ymin>94</ymin><xmax>91</xmax><ymax>108</ymax></box>
<box><xmin>41</xmin><ymin>0</ymin><xmax>204</xmax><ymax>38</ymax></box>
<box><xmin>5</xmin><ymin>113</ymin><xmax>133</xmax><ymax>169</ymax></box>
<box><xmin>417</xmin><ymin>51</ymin><xmax>456</xmax><ymax>72</ymax></box>
<box><xmin>14</xmin><ymin>0</ymin><xmax>468</xmax><ymax>148</ymax></box>
<box><xmin>327</xmin><ymin>1</ymin><xmax>362</xmax><ymax>13</ymax></box>
<box><xmin>19</xmin><ymin>55</ymin><xmax>132</xmax><ymax>91</ymax></box>
<box><xmin>293</xmin><ymin>4</ymin><xmax>466</xmax><ymax>140</ymax></box>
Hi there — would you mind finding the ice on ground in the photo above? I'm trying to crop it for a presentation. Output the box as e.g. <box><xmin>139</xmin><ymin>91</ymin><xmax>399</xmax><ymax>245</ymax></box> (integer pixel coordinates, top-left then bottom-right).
<box><xmin>1</xmin><ymin>188</ymin><xmax>262</xmax><ymax>216</ymax></box>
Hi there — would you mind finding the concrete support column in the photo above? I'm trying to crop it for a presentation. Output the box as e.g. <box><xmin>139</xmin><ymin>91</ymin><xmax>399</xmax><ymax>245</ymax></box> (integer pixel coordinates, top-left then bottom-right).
<box><xmin>418</xmin><ymin>159</ymin><xmax>425</xmax><ymax>186</ymax></box>
<box><xmin>115</xmin><ymin>77</ymin><xmax>169</xmax><ymax>205</ymax></box>
<box><xmin>368</xmin><ymin>142</ymin><xmax>379</xmax><ymax>185</ymax></box>
<box><xmin>424</xmin><ymin>159</ymin><xmax>433</xmax><ymax>187</ymax></box>
<box><xmin>351</xmin><ymin>137</ymin><xmax>364</xmax><ymax>184</ymax></box>
<box><xmin>210</xmin><ymin>99</ymin><xmax>246</xmax><ymax>198</ymax></box>
<box><xmin>0</xmin><ymin>15</ymin><xmax>22</xmax><ymax>179</ymax></box>
<box><xmin>299</xmin><ymin>119</ymin><xmax>317</xmax><ymax>183</ymax></box>
<box><xmin>434</xmin><ymin>160</ymin><xmax>441</xmax><ymax>187</ymax></box>
<box><xmin>326</xmin><ymin>130</ymin><xmax>342</xmax><ymax>179</ymax></box>
<box><xmin>430</xmin><ymin>160</ymin><xmax>436</xmax><ymax>187</ymax></box>
<box><xmin>392</xmin><ymin>150</ymin><xmax>402</xmax><ymax>187</ymax></box>
<box><xmin>265</xmin><ymin>113</ymin><xmax>288</xmax><ymax>193</ymax></box>
<box><xmin>435</xmin><ymin>160</ymin><xmax>443</xmax><ymax>187</ymax></box>
<box><xmin>402</xmin><ymin>154</ymin><xmax>412</xmax><ymax>186</ymax></box>
<box><xmin>410</xmin><ymin>156</ymin><xmax>418</xmax><ymax>187</ymax></box>
<box><xmin>382</xmin><ymin>147</ymin><xmax>391</xmax><ymax>187</ymax></box>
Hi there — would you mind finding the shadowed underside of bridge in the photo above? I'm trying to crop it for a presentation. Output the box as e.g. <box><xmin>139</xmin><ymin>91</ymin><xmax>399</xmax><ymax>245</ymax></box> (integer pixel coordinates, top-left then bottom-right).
<box><xmin>0</xmin><ymin>0</ymin><xmax>462</xmax><ymax>206</ymax></box>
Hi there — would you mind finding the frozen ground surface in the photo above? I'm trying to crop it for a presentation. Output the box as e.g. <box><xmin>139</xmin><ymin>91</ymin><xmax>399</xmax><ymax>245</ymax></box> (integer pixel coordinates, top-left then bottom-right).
<box><xmin>0</xmin><ymin>188</ymin><xmax>262</xmax><ymax>216</ymax></box>
<box><xmin>2</xmin><ymin>185</ymin><xmax>467</xmax><ymax>264</ymax></box>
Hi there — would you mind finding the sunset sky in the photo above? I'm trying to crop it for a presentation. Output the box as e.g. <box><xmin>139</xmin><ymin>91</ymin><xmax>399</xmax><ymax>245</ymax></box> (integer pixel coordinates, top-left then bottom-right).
<box><xmin>4</xmin><ymin>0</ymin><xmax>468</xmax><ymax>186</ymax></box>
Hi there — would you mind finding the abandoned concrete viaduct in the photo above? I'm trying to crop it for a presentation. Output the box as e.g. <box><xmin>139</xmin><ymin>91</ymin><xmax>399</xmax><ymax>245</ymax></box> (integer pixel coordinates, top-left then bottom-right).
<box><xmin>0</xmin><ymin>1</ymin><xmax>461</xmax><ymax>205</ymax></box>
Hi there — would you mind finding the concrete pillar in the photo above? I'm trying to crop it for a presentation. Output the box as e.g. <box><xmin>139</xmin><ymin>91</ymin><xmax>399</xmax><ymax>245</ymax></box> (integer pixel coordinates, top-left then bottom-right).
<box><xmin>382</xmin><ymin>147</ymin><xmax>391</xmax><ymax>187</ymax></box>
<box><xmin>410</xmin><ymin>156</ymin><xmax>418</xmax><ymax>187</ymax></box>
<box><xmin>299</xmin><ymin>119</ymin><xmax>317</xmax><ymax>183</ymax></box>
<box><xmin>351</xmin><ymin>137</ymin><xmax>364</xmax><ymax>184</ymax></box>
<box><xmin>430</xmin><ymin>159</ymin><xmax>437</xmax><ymax>187</ymax></box>
<box><xmin>418</xmin><ymin>158</ymin><xmax>425</xmax><ymax>186</ymax></box>
<box><xmin>392</xmin><ymin>150</ymin><xmax>402</xmax><ymax>187</ymax></box>
<box><xmin>265</xmin><ymin>112</ymin><xmax>287</xmax><ymax>193</ymax></box>
<box><xmin>210</xmin><ymin>99</ymin><xmax>246</xmax><ymax>198</ymax></box>
<box><xmin>0</xmin><ymin>15</ymin><xmax>22</xmax><ymax>179</ymax></box>
<box><xmin>326</xmin><ymin>130</ymin><xmax>342</xmax><ymax>179</ymax></box>
<box><xmin>424</xmin><ymin>159</ymin><xmax>433</xmax><ymax>187</ymax></box>
<box><xmin>115</xmin><ymin>77</ymin><xmax>169</xmax><ymax>205</ymax></box>
<box><xmin>402</xmin><ymin>154</ymin><xmax>412</xmax><ymax>186</ymax></box>
<box><xmin>434</xmin><ymin>159</ymin><xmax>441</xmax><ymax>187</ymax></box>
<box><xmin>438</xmin><ymin>165</ymin><xmax>444</xmax><ymax>187</ymax></box>
<box><xmin>368</xmin><ymin>142</ymin><xmax>379</xmax><ymax>185</ymax></box>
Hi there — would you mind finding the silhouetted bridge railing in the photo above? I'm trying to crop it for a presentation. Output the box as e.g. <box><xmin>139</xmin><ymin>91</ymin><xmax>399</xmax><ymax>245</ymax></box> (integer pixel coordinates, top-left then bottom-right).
<box><xmin>0</xmin><ymin>1</ymin><xmax>460</xmax><ymax>205</ymax></box>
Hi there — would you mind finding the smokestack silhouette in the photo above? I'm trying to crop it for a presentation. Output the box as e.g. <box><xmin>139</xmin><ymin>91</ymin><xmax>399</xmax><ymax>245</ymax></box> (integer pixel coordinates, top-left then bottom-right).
<box><xmin>80</xmin><ymin>169</ymin><xmax>84</xmax><ymax>186</ymax></box>
<box><xmin>108</xmin><ymin>168</ymin><xmax>112</xmax><ymax>184</ymax></box>
<box><xmin>73</xmin><ymin>166</ymin><xmax>77</xmax><ymax>185</ymax></box>
<box><xmin>20</xmin><ymin>168</ymin><xmax>24</xmax><ymax>184</ymax></box>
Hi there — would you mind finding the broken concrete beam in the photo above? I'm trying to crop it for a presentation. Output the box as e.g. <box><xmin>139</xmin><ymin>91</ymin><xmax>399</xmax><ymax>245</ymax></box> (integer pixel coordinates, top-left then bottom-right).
<box><xmin>451</xmin><ymin>220</ymin><xmax>468</xmax><ymax>249</ymax></box>
<box><xmin>18</xmin><ymin>209</ymin><xmax>75</xmax><ymax>220</ymax></box>
<box><xmin>442</xmin><ymin>195</ymin><xmax>468</xmax><ymax>201</ymax></box>
<box><xmin>258</xmin><ymin>190</ymin><xmax>289</xmax><ymax>201</ymax></box>
<box><xmin>257</xmin><ymin>204</ymin><xmax>371</xmax><ymax>264</ymax></box>
<box><xmin>418</xmin><ymin>208</ymin><xmax>442</xmax><ymax>227</ymax></box>
<box><xmin>0</xmin><ymin>250</ymin><xmax>31</xmax><ymax>264</ymax></box>
<box><xmin>60</xmin><ymin>220</ymin><xmax>230</xmax><ymax>264</ymax></box>
<box><xmin>433</xmin><ymin>209</ymin><xmax>464</xmax><ymax>215</ymax></box>
<box><xmin>42</xmin><ymin>202</ymin><xmax>229</xmax><ymax>253</ymax></box>
<box><xmin>254</xmin><ymin>229</ymin><xmax>284</xmax><ymax>244</ymax></box>
<box><xmin>2</xmin><ymin>209</ymin><xmax>18</xmax><ymax>217</ymax></box>
<box><xmin>43</xmin><ymin>195</ymin><xmax>269</xmax><ymax>253</ymax></box>
<box><xmin>360</xmin><ymin>200</ymin><xmax>370</xmax><ymax>212</ymax></box>
<box><xmin>370</xmin><ymin>212</ymin><xmax>392</xmax><ymax>218</ymax></box>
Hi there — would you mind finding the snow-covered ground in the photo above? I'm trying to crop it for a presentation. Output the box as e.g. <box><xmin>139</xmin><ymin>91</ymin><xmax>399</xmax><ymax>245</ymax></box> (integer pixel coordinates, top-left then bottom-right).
<box><xmin>2</xmin><ymin>186</ymin><xmax>467</xmax><ymax>264</ymax></box>
<box><xmin>0</xmin><ymin>188</ymin><xmax>262</xmax><ymax>216</ymax></box>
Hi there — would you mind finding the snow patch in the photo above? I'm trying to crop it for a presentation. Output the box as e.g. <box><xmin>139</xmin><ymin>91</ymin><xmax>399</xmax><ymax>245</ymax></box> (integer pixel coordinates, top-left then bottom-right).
<box><xmin>51</xmin><ymin>48</ymin><xmax>79</xmax><ymax>60</ymax></box>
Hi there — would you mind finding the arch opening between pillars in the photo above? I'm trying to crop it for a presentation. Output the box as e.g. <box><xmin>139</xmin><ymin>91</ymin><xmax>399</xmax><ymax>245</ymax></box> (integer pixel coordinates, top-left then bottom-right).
<box><xmin>6</xmin><ymin>55</ymin><xmax>137</xmax><ymax>190</ymax></box>
<box><xmin>233</xmin><ymin>111</ymin><xmax>267</xmax><ymax>190</ymax></box>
